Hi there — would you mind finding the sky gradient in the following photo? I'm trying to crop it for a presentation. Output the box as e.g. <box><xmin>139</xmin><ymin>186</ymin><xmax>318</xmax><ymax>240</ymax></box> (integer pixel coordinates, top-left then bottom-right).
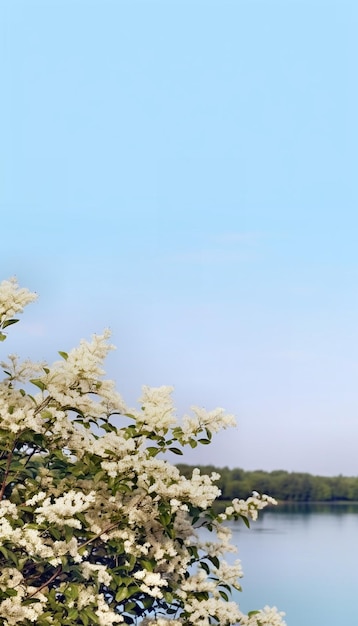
<box><xmin>2</xmin><ymin>0</ymin><xmax>358</xmax><ymax>476</ymax></box>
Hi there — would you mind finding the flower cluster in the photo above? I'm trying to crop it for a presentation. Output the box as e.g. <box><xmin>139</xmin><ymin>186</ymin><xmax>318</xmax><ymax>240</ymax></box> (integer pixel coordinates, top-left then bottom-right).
<box><xmin>0</xmin><ymin>277</ymin><xmax>37</xmax><ymax>328</ymax></box>
<box><xmin>0</xmin><ymin>278</ymin><xmax>286</xmax><ymax>626</ymax></box>
<box><xmin>220</xmin><ymin>492</ymin><xmax>278</xmax><ymax>522</ymax></box>
<box><xmin>181</xmin><ymin>406</ymin><xmax>237</xmax><ymax>441</ymax></box>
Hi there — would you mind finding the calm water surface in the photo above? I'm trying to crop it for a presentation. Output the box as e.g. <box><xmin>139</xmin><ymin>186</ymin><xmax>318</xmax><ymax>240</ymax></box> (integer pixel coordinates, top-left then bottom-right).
<box><xmin>201</xmin><ymin>503</ymin><xmax>358</xmax><ymax>626</ymax></box>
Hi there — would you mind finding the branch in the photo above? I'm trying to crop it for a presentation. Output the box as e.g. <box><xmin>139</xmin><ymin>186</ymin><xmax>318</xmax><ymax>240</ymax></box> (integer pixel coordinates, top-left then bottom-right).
<box><xmin>79</xmin><ymin>520</ymin><xmax>121</xmax><ymax>550</ymax></box>
<box><xmin>0</xmin><ymin>445</ymin><xmax>16</xmax><ymax>500</ymax></box>
<box><xmin>27</xmin><ymin>565</ymin><xmax>62</xmax><ymax>598</ymax></box>
<box><xmin>33</xmin><ymin>395</ymin><xmax>52</xmax><ymax>416</ymax></box>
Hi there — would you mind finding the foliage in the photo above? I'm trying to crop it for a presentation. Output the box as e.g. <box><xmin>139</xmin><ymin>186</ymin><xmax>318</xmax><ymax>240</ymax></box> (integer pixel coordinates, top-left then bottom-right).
<box><xmin>0</xmin><ymin>278</ymin><xmax>286</xmax><ymax>626</ymax></box>
<box><xmin>176</xmin><ymin>465</ymin><xmax>358</xmax><ymax>503</ymax></box>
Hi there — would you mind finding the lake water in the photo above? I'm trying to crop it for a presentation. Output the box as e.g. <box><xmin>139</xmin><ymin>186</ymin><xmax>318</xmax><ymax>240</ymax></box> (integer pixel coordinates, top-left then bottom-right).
<box><xmin>200</xmin><ymin>503</ymin><xmax>358</xmax><ymax>625</ymax></box>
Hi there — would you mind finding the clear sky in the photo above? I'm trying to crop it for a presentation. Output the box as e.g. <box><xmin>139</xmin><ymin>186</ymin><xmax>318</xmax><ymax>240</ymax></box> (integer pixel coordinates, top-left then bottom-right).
<box><xmin>2</xmin><ymin>0</ymin><xmax>358</xmax><ymax>476</ymax></box>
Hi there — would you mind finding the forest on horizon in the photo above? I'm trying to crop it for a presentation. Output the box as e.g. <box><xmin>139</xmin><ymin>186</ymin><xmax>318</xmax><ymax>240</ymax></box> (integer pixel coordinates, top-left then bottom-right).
<box><xmin>176</xmin><ymin>464</ymin><xmax>358</xmax><ymax>502</ymax></box>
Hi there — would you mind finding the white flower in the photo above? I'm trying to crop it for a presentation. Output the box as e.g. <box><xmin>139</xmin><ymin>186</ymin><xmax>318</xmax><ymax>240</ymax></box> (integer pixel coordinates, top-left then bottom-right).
<box><xmin>80</xmin><ymin>562</ymin><xmax>112</xmax><ymax>586</ymax></box>
<box><xmin>184</xmin><ymin>596</ymin><xmax>242</xmax><ymax>625</ymax></box>
<box><xmin>226</xmin><ymin>492</ymin><xmax>277</xmax><ymax>522</ymax></box>
<box><xmin>240</xmin><ymin>605</ymin><xmax>287</xmax><ymax>626</ymax></box>
<box><xmin>35</xmin><ymin>490</ymin><xmax>96</xmax><ymax>527</ymax></box>
<box><xmin>0</xmin><ymin>277</ymin><xmax>37</xmax><ymax>326</ymax></box>
<box><xmin>0</xmin><ymin>568</ymin><xmax>23</xmax><ymax>591</ymax></box>
<box><xmin>140</xmin><ymin>617</ymin><xmax>184</xmax><ymax>626</ymax></box>
<box><xmin>135</xmin><ymin>385</ymin><xmax>176</xmax><ymax>433</ymax></box>
<box><xmin>181</xmin><ymin>406</ymin><xmax>236</xmax><ymax>441</ymax></box>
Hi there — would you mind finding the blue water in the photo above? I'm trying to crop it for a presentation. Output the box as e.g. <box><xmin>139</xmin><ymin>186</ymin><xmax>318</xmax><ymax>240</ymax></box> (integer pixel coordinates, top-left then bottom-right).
<box><xmin>200</xmin><ymin>503</ymin><xmax>358</xmax><ymax>626</ymax></box>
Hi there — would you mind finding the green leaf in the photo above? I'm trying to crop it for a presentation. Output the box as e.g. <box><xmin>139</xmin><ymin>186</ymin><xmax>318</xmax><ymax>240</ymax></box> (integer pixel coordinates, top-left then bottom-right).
<box><xmin>2</xmin><ymin>318</ymin><xmax>19</xmax><ymax>329</ymax></box>
<box><xmin>58</xmin><ymin>351</ymin><xmax>68</xmax><ymax>360</ymax></box>
<box><xmin>126</xmin><ymin>553</ymin><xmax>136</xmax><ymax>571</ymax></box>
<box><xmin>64</xmin><ymin>525</ymin><xmax>74</xmax><ymax>542</ymax></box>
<box><xmin>169</xmin><ymin>447</ymin><xmax>183</xmax><ymax>455</ymax></box>
<box><xmin>200</xmin><ymin>561</ymin><xmax>211</xmax><ymax>575</ymax></box>
<box><xmin>205</xmin><ymin>428</ymin><xmax>212</xmax><ymax>440</ymax></box>
<box><xmin>0</xmin><ymin>546</ymin><xmax>9</xmax><ymax>560</ymax></box>
<box><xmin>146</xmin><ymin>446</ymin><xmax>160</xmax><ymax>457</ymax></box>
<box><xmin>159</xmin><ymin>510</ymin><xmax>172</xmax><ymax>526</ymax></box>
<box><xmin>198</xmin><ymin>438</ymin><xmax>211</xmax><ymax>445</ymax></box>
<box><xmin>30</xmin><ymin>378</ymin><xmax>46</xmax><ymax>391</ymax></box>
<box><xmin>126</xmin><ymin>585</ymin><xmax>138</xmax><ymax>598</ymax></box>
<box><xmin>66</xmin><ymin>585</ymin><xmax>79</xmax><ymax>601</ymax></box>
<box><xmin>100</xmin><ymin>421</ymin><xmax>117</xmax><ymax>433</ymax></box>
<box><xmin>219</xmin><ymin>589</ymin><xmax>230</xmax><ymax>601</ymax></box>
<box><xmin>0</xmin><ymin>332</ymin><xmax>6</xmax><ymax>341</ymax></box>
<box><xmin>139</xmin><ymin>558</ymin><xmax>155</xmax><ymax>572</ymax></box>
<box><xmin>6</xmin><ymin>550</ymin><xmax>18</xmax><ymax>567</ymax></box>
<box><xmin>115</xmin><ymin>587</ymin><xmax>128</xmax><ymax>602</ymax></box>
<box><xmin>240</xmin><ymin>515</ymin><xmax>250</xmax><ymax>528</ymax></box>
<box><xmin>208</xmin><ymin>555</ymin><xmax>220</xmax><ymax>568</ymax></box>
<box><xmin>81</xmin><ymin>611</ymin><xmax>89</xmax><ymax>626</ymax></box>
<box><xmin>162</xmin><ymin>591</ymin><xmax>174</xmax><ymax>604</ymax></box>
<box><xmin>22</xmin><ymin>597</ymin><xmax>42</xmax><ymax>605</ymax></box>
<box><xmin>49</xmin><ymin>527</ymin><xmax>62</xmax><ymax>540</ymax></box>
<box><xmin>94</xmin><ymin>470</ymin><xmax>106</xmax><ymax>483</ymax></box>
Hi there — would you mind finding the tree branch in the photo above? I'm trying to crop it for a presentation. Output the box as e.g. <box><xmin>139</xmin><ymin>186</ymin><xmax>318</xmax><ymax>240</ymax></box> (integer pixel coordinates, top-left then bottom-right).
<box><xmin>0</xmin><ymin>444</ymin><xmax>16</xmax><ymax>500</ymax></box>
<box><xmin>27</xmin><ymin>565</ymin><xmax>62</xmax><ymax>598</ymax></box>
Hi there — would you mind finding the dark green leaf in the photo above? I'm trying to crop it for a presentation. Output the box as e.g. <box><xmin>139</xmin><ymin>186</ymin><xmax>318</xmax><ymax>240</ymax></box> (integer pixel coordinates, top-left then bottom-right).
<box><xmin>169</xmin><ymin>447</ymin><xmax>183</xmax><ymax>455</ymax></box>
<box><xmin>219</xmin><ymin>589</ymin><xmax>230</xmax><ymax>601</ymax></box>
<box><xmin>240</xmin><ymin>515</ymin><xmax>250</xmax><ymax>528</ymax></box>
<box><xmin>208</xmin><ymin>555</ymin><xmax>220</xmax><ymax>568</ymax></box>
<box><xmin>205</xmin><ymin>428</ymin><xmax>212</xmax><ymax>440</ymax></box>
<box><xmin>200</xmin><ymin>561</ymin><xmax>210</xmax><ymax>575</ymax></box>
<box><xmin>2</xmin><ymin>318</ymin><xmax>19</xmax><ymax>329</ymax></box>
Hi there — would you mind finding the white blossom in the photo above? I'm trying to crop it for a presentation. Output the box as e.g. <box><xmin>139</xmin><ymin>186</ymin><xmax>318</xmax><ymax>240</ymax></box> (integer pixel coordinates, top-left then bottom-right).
<box><xmin>135</xmin><ymin>385</ymin><xmax>177</xmax><ymax>433</ymax></box>
<box><xmin>35</xmin><ymin>490</ymin><xmax>96</xmax><ymax>527</ymax></box>
<box><xmin>240</xmin><ymin>605</ymin><xmax>287</xmax><ymax>626</ymax></box>
<box><xmin>181</xmin><ymin>406</ymin><xmax>236</xmax><ymax>441</ymax></box>
<box><xmin>0</xmin><ymin>277</ymin><xmax>37</xmax><ymax>326</ymax></box>
<box><xmin>81</xmin><ymin>562</ymin><xmax>112</xmax><ymax>586</ymax></box>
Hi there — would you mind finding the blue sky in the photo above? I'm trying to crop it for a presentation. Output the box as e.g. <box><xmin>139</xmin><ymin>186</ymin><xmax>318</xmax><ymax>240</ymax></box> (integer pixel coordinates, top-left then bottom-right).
<box><xmin>2</xmin><ymin>0</ymin><xmax>358</xmax><ymax>475</ymax></box>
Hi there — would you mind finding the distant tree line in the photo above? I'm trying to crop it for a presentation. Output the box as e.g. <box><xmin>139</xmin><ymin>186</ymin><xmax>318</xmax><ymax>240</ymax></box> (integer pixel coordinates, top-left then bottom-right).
<box><xmin>176</xmin><ymin>464</ymin><xmax>358</xmax><ymax>502</ymax></box>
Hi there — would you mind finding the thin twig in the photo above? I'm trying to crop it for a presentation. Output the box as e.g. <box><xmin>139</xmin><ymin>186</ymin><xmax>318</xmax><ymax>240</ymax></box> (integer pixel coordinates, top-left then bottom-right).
<box><xmin>27</xmin><ymin>565</ymin><xmax>62</xmax><ymax>598</ymax></box>
<box><xmin>0</xmin><ymin>444</ymin><xmax>16</xmax><ymax>500</ymax></box>
<box><xmin>33</xmin><ymin>395</ymin><xmax>52</xmax><ymax>416</ymax></box>
<box><xmin>79</xmin><ymin>520</ymin><xmax>121</xmax><ymax>550</ymax></box>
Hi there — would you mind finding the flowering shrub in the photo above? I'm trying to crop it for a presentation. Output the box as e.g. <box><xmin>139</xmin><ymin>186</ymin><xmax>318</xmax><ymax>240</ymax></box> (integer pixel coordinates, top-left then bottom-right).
<box><xmin>0</xmin><ymin>277</ymin><xmax>286</xmax><ymax>626</ymax></box>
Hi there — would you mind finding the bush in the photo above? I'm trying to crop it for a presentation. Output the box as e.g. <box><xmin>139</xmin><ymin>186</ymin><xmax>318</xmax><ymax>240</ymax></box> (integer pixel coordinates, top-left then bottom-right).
<box><xmin>0</xmin><ymin>277</ymin><xmax>286</xmax><ymax>625</ymax></box>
